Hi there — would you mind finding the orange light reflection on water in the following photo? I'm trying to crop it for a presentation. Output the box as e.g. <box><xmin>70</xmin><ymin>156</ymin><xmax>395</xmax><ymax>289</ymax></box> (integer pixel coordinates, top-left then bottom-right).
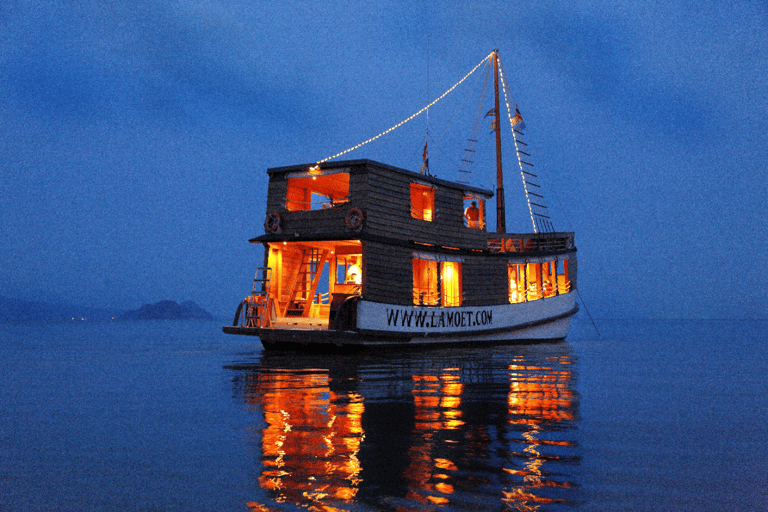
<box><xmin>502</xmin><ymin>355</ymin><xmax>576</xmax><ymax>510</ymax></box>
<box><xmin>402</xmin><ymin>369</ymin><xmax>464</xmax><ymax>507</ymax></box>
<box><xmin>247</xmin><ymin>371</ymin><xmax>364</xmax><ymax>511</ymax></box>
<box><xmin>239</xmin><ymin>352</ymin><xmax>578</xmax><ymax>510</ymax></box>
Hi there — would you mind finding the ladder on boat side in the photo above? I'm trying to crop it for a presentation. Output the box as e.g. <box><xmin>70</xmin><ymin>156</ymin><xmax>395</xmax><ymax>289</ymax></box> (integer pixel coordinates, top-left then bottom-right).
<box><xmin>510</xmin><ymin>122</ymin><xmax>554</xmax><ymax>234</ymax></box>
<box><xmin>242</xmin><ymin>267</ymin><xmax>272</xmax><ymax>327</ymax></box>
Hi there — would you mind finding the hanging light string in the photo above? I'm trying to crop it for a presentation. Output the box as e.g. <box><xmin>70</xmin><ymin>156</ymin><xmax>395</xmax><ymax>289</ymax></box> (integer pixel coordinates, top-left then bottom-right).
<box><xmin>316</xmin><ymin>52</ymin><xmax>494</xmax><ymax>165</ymax></box>
<box><xmin>497</xmin><ymin>53</ymin><xmax>538</xmax><ymax>233</ymax></box>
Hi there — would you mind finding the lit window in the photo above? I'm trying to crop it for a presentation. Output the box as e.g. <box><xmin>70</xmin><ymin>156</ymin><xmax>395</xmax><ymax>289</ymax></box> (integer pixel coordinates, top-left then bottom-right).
<box><xmin>509</xmin><ymin>258</ymin><xmax>569</xmax><ymax>302</ymax></box>
<box><xmin>413</xmin><ymin>256</ymin><xmax>462</xmax><ymax>306</ymax></box>
<box><xmin>413</xmin><ymin>258</ymin><xmax>438</xmax><ymax>305</ymax></box>
<box><xmin>463</xmin><ymin>197</ymin><xmax>485</xmax><ymax>229</ymax></box>
<box><xmin>557</xmin><ymin>258</ymin><xmax>571</xmax><ymax>294</ymax></box>
<box><xmin>508</xmin><ymin>264</ymin><xmax>525</xmax><ymax>303</ymax></box>
<box><xmin>542</xmin><ymin>261</ymin><xmax>556</xmax><ymax>297</ymax></box>
<box><xmin>410</xmin><ymin>183</ymin><xmax>434</xmax><ymax>221</ymax></box>
<box><xmin>286</xmin><ymin>173</ymin><xmax>349</xmax><ymax>211</ymax></box>
<box><xmin>526</xmin><ymin>262</ymin><xmax>541</xmax><ymax>300</ymax></box>
<box><xmin>441</xmin><ymin>261</ymin><xmax>462</xmax><ymax>307</ymax></box>
<box><xmin>337</xmin><ymin>254</ymin><xmax>362</xmax><ymax>285</ymax></box>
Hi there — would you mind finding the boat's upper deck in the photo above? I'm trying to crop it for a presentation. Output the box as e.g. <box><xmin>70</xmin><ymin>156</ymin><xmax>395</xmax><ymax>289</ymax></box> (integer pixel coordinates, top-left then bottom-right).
<box><xmin>254</xmin><ymin>159</ymin><xmax>574</xmax><ymax>254</ymax></box>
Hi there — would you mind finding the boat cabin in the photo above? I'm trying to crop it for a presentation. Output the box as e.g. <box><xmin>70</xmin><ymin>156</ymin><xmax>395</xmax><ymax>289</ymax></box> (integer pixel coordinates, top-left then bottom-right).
<box><xmin>247</xmin><ymin>159</ymin><xmax>575</xmax><ymax>332</ymax></box>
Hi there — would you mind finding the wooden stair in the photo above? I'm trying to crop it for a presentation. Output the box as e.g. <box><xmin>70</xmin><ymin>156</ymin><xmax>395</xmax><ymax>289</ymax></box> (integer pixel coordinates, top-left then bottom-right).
<box><xmin>284</xmin><ymin>247</ymin><xmax>330</xmax><ymax>317</ymax></box>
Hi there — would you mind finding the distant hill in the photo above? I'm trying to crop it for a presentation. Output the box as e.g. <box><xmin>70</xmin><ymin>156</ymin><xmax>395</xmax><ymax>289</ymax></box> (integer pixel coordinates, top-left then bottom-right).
<box><xmin>119</xmin><ymin>300</ymin><xmax>214</xmax><ymax>320</ymax></box>
<box><xmin>0</xmin><ymin>296</ymin><xmax>122</xmax><ymax>321</ymax></box>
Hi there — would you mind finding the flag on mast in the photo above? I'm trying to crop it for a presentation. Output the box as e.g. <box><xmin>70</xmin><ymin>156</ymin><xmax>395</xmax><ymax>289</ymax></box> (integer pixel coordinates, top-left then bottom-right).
<box><xmin>421</xmin><ymin>139</ymin><xmax>429</xmax><ymax>174</ymax></box>
<box><xmin>512</xmin><ymin>106</ymin><xmax>525</xmax><ymax>130</ymax></box>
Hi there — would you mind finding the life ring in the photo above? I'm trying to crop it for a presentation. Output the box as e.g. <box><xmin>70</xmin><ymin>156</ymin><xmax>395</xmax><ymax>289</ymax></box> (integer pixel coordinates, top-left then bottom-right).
<box><xmin>264</xmin><ymin>212</ymin><xmax>282</xmax><ymax>233</ymax></box>
<box><xmin>345</xmin><ymin>208</ymin><xmax>364</xmax><ymax>232</ymax></box>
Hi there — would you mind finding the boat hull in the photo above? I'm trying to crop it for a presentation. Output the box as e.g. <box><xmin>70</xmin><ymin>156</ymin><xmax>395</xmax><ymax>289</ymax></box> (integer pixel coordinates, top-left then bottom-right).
<box><xmin>222</xmin><ymin>292</ymin><xmax>578</xmax><ymax>351</ymax></box>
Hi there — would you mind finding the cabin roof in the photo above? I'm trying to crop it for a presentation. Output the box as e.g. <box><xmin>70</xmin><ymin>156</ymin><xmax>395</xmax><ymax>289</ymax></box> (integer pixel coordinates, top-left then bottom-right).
<box><xmin>267</xmin><ymin>159</ymin><xmax>494</xmax><ymax>198</ymax></box>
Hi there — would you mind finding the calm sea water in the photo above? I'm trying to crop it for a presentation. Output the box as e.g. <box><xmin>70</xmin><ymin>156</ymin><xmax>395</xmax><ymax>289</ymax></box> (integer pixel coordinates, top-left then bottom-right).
<box><xmin>1</xmin><ymin>318</ymin><xmax>766</xmax><ymax>511</ymax></box>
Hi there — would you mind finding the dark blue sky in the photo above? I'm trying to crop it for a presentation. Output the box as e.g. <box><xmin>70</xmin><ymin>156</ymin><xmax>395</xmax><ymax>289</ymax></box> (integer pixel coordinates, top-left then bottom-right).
<box><xmin>2</xmin><ymin>1</ymin><xmax>766</xmax><ymax>319</ymax></box>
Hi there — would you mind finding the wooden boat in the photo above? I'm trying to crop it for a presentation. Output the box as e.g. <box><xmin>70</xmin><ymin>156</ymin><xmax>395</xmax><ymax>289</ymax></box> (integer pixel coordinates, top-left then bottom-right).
<box><xmin>223</xmin><ymin>50</ymin><xmax>578</xmax><ymax>350</ymax></box>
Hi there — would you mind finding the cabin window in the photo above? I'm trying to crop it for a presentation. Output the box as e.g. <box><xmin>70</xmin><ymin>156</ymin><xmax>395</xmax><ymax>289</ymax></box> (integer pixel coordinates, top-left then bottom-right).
<box><xmin>285</xmin><ymin>172</ymin><xmax>350</xmax><ymax>211</ymax></box>
<box><xmin>413</xmin><ymin>256</ymin><xmax>462</xmax><ymax>307</ymax></box>
<box><xmin>410</xmin><ymin>183</ymin><xmax>434</xmax><ymax>221</ymax></box>
<box><xmin>336</xmin><ymin>254</ymin><xmax>362</xmax><ymax>285</ymax></box>
<box><xmin>441</xmin><ymin>261</ymin><xmax>462</xmax><ymax>307</ymax></box>
<box><xmin>463</xmin><ymin>197</ymin><xmax>485</xmax><ymax>229</ymax></box>
<box><xmin>557</xmin><ymin>258</ymin><xmax>571</xmax><ymax>294</ymax></box>
<box><xmin>509</xmin><ymin>264</ymin><xmax>525</xmax><ymax>303</ymax></box>
<box><xmin>526</xmin><ymin>262</ymin><xmax>542</xmax><ymax>300</ymax></box>
<box><xmin>413</xmin><ymin>258</ymin><xmax>438</xmax><ymax>305</ymax></box>
<box><xmin>542</xmin><ymin>261</ymin><xmax>556</xmax><ymax>298</ymax></box>
<box><xmin>509</xmin><ymin>257</ymin><xmax>570</xmax><ymax>303</ymax></box>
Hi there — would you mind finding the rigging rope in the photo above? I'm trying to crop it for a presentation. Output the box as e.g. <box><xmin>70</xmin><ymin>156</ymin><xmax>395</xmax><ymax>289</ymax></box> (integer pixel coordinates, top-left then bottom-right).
<box><xmin>434</xmin><ymin>58</ymin><xmax>490</xmax><ymax>151</ymax></box>
<box><xmin>456</xmin><ymin>61</ymin><xmax>493</xmax><ymax>184</ymax></box>
<box><xmin>317</xmin><ymin>52</ymin><xmax>494</xmax><ymax>165</ymax></box>
<box><xmin>456</xmin><ymin>60</ymin><xmax>492</xmax><ymax>184</ymax></box>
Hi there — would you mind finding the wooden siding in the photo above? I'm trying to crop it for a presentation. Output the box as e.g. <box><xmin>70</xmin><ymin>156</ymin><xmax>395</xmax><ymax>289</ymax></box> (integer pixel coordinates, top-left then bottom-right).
<box><xmin>568</xmin><ymin>252</ymin><xmax>578</xmax><ymax>291</ymax></box>
<box><xmin>462</xmin><ymin>254</ymin><xmax>509</xmax><ymax>306</ymax></box>
<box><xmin>362</xmin><ymin>241</ymin><xmax>413</xmax><ymax>306</ymax></box>
<box><xmin>265</xmin><ymin>178</ymin><xmax>287</xmax><ymax>216</ymax></box>
<box><xmin>359</xmin><ymin>165</ymin><xmax>408</xmax><ymax>239</ymax></box>
<box><xmin>358</xmin><ymin>163</ymin><xmax>489</xmax><ymax>250</ymax></box>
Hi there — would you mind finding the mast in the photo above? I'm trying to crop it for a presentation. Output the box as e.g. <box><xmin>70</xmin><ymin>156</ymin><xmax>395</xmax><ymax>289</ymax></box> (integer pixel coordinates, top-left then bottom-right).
<box><xmin>493</xmin><ymin>49</ymin><xmax>505</xmax><ymax>233</ymax></box>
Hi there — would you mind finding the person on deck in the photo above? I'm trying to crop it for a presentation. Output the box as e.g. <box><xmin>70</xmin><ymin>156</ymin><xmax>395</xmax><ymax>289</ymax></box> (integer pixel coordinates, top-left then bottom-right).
<box><xmin>464</xmin><ymin>201</ymin><xmax>480</xmax><ymax>228</ymax></box>
<box><xmin>346</xmin><ymin>257</ymin><xmax>362</xmax><ymax>285</ymax></box>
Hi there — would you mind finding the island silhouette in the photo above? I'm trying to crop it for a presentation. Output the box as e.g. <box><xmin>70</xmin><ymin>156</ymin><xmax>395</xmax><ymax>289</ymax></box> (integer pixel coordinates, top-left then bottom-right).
<box><xmin>119</xmin><ymin>300</ymin><xmax>214</xmax><ymax>320</ymax></box>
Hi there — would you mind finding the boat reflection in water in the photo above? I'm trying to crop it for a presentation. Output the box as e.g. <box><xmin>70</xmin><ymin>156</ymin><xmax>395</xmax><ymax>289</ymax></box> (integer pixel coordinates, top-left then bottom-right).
<box><xmin>228</xmin><ymin>343</ymin><xmax>580</xmax><ymax>511</ymax></box>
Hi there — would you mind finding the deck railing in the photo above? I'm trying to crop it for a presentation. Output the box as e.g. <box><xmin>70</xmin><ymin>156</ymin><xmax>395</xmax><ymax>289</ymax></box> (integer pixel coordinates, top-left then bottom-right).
<box><xmin>488</xmin><ymin>233</ymin><xmax>575</xmax><ymax>253</ymax></box>
<box><xmin>413</xmin><ymin>289</ymin><xmax>441</xmax><ymax>306</ymax></box>
<box><xmin>412</xmin><ymin>290</ymin><xmax>466</xmax><ymax>307</ymax></box>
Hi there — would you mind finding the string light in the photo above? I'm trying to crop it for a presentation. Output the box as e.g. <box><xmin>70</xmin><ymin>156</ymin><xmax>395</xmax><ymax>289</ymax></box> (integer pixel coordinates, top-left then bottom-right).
<box><xmin>497</xmin><ymin>53</ymin><xmax>537</xmax><ymax>233</ymax></box>
<box><xmin>317</xmin><ymin>52</ymin><xmax>495</xmax><ymax>165</ymax></box>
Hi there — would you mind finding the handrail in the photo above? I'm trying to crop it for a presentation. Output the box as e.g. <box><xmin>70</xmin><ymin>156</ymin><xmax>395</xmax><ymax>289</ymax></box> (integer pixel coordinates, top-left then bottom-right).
<box><xmin>510</xmin><ymin>279</ymin><xmax>571</xmax><ymax>304</ymax></box>
<box><xmin>285</xmin><ymin>197</ymin><xmax>350</xmax><ymax>211</ymax></box>
<box><xmin>412</xmin><ymin>290</ymin><xmax>465</xmax><ymax>307</ymax></box>
<box><xmin>235</xmin><ymin>267</ymin><xmax>273</xmax><ymax>328</ymax></box>
<box><xmin>488</xmin><ymin>233</ymin><xmax>574</xmax><ymax>253</ymax></box>
<box><xmin>410</xmin><ymin>205</ymin><xmax>434</xmax><ymax>221</ymax></box>
<box><xmin>463</xmin><ymin>217</ymin><xmax>486</xmax><ymax>229</ymax></box>
<box><xmin>413</xmin><ymin>289</ymin><xmax>441</xmax><ymax>306</ymax></box>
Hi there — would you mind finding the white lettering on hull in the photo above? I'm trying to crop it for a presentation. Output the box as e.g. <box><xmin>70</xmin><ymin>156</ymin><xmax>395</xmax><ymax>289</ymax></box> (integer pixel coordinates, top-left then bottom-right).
<box><xmin>357</xmin><ymin>294</ymin><xmax>575</xmax><ymax>335</ymax></box>
<box><xmin>385</xmin><ymin>308</ymin><xmax>493</xmax><ymax>329</ymax></box>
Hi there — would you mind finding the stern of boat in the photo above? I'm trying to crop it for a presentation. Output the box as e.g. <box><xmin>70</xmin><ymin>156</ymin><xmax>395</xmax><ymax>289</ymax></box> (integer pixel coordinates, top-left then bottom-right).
<box><xmin>223</xmin><ymin>265</ymin><xmax>361</xmax><ymax>338</ymax></box>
